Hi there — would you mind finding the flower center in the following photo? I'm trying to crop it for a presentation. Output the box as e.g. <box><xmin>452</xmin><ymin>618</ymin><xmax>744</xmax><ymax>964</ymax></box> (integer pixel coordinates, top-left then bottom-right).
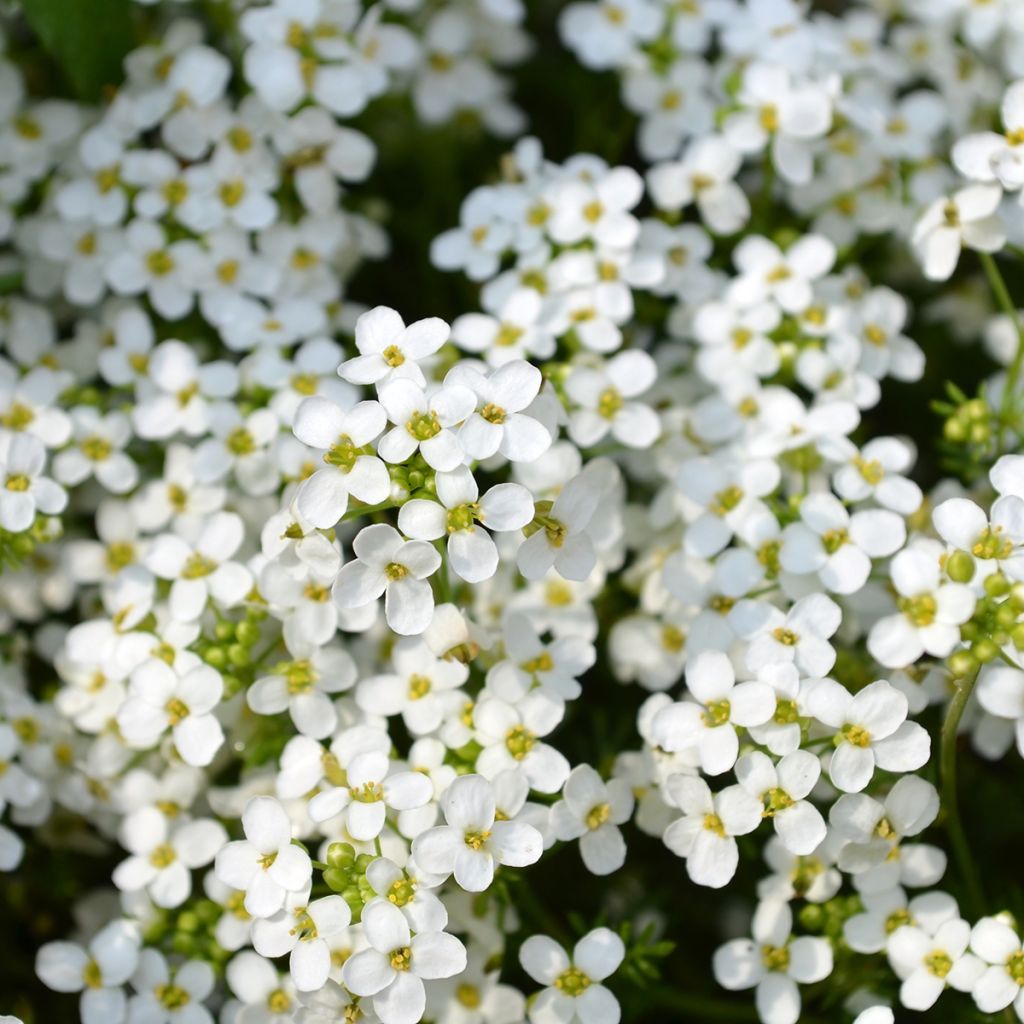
<box><xmin>821</xmin><ymin>528</ymin><xmax>849</xmax><ymax>554</ymax></box>
<box><xmin>505</xmin><ymin>725</ymin><xmax>537</xmax><ymax>760</ymax></box>
<box><xmin>282</xmin><ymin>659</ymin><xmax>317</xmax><ymax>695</ymax></box>
<box><xmin>1007</xmin><ymin>950</ymin><xmax>1024</xmax><ymax>985</ymax></box>
<box><xmin>711</xmin><ymin>485</ymin><xmax>744</xmax><ymax>515</ymax></box>
<box><xmin>586</xmin><ymin>802</ymin><xmax>611</xmax><ymax>830</ymax></box>
<box><xmin>923</xmin><ymin>951</ymin><xmax>952</xmax><ymax>979</ymax></box>
<box><xmin>389</xmin><ymin>946</ymin><xmax>413</xmax><ymax>971</ymax></box>
<box><xmin>446</xmin><ymin>503</ymin><xmax>479</xmax><ymax>533</ymax></box>
<box><xmin>164</xmin><ymin>697</ymin><xmax>190</xmax><ymax>725</ymax></box>
<box><xmin>385</xmin><ymin>562</ymin><xmax>408</xmax><ymax>582</ymax></box>
<box><xmin>1</xmin><ymin>402</ymin><xmax>35</xmax><ymax>430</ymax></box>
<box><xmin>839</xmin><ymin>723</ymin><xmax>871</xmax><ymax>748</ymax></box>
<box><xmin>598</xmin><ymin>387</ymin><xmax>623</xmax><ymax>420</ymax></box>
<box><xmin>407</xmin><ymin>410</ymin><xmax>441</xmax><ymax>441</ymax></box>
<box><xmin>324</xmin><ymin>434</ymin><xmax>358</xmax><ymax>471</ymax></box>
<box><xmin>227</xmin><ymin>427</ymin><xmax>255</xmax><ymax>456</ymax></box>
<box><xmin>408</xmin><ymin>674</ymin><xmax>431</xmax><ymax>700</ymax></box>
<box><xmin>554</xmin><ymin>966</ymin><xmax>591</xmax><ymax>996</ymax></box>
<box><xmin>182</xmin><ymin>553</ymin><xmax>216</xmax><ymax>578</ymax></box>
<box><xmin>973</xmin><ymin>525</ymin><xmax>1014</xmax><ymax>560</ymax></box>
<box><xmin>351</xmin><ymin>781</ymin><xmax>383</xmax><ymax>803</ymax></box>
<box><xmin>761</xmin><ymin>944</ymin><xmax>790</xmax><ymax>972</ymax></box>
<box><xmin>480</xmin><ymin>402</ymin><xmax>506</xmax><ymax>423</ymax></box>
<box><xmin>456</xmin><ymin>984</ymin><xmax>482</xmax><ymax>1008</ymax></box>
<box><xmin>522</xmin><ymin>652</ymin><xmax>554</xmax><ymax>674</ymax></box>
<box><xmin>774</xmin><ymin>699</ymin><xmax>800</xmax><ymax>725</ymax></box>
<box><xmin>150</xmin><ymin>843</ymin><xmax>177</xmax><ymax>868</ymax></box>
<box><xmin>146</xmin><ymin>250</ymin><xmax>175</xmax><ymax>276</ymax></box>
<box><xmin>772</xmin><ymin>627</ymin><xmax>799</xmax><ymax>646</ymax></box>
<box><xmin>155</xmin><ymin>983</ymin><xmax>190</xmax><ymax>1009</ymax></box>
<box><xmin>5</xmin><ymin>474</ymin><xmax>29</xmax><ymax>492</ymax></box>
<box><xmin>268</xmin><ymin>989</ymin><xmax>292</xmax><ymax>1013</ymax></box>
<box><xmin>885</xmin><ymin>908</ymin><xmax>913</xmax><ymax>934</ymax></box>
<box><xmin>382</xmin><ymin>345</ymin><xmax>405</xmax><ymax>368</ymax></box>
<box><xmin>388</xmin><ymin>877</ymin><xmax>417</xmax><ymax>907</ymax></box>
<box><xmin>703</xmin><ymin>699</ymin><xmax>731</xmax><ymax>727</ymax></box>
<box><xmin>82</xmin><ymin>959</ymin><xmax>103</xmax><ymax>988</ymax></box>
<box><xmin>898</xmin><ymin>594</ymin><xmax>936</xmax><ymax>627</ymax></box>
<box><xmin>464</xmin><ymin>828</ymin><xmax>491</xmax><ymax>850</ymax></box>
<box><xmin>703</xmin><ymin>812</ymin><xmax>726</xmax><ymax>837</ymax></box>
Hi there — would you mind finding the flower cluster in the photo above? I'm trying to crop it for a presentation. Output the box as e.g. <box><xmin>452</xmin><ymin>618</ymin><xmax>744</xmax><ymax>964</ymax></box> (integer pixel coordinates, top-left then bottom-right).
<box><xmin>6</xmin><ymin>0</ymin><xmax>1024</xmax><ymax>1022</ymax></box>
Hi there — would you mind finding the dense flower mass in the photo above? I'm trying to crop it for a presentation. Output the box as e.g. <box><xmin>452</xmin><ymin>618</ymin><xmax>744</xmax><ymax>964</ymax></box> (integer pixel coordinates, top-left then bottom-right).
<box><xmin>6</xmin><ymin>0</ymin><xmax>1024</xmax><ymax>1021</ymax></box>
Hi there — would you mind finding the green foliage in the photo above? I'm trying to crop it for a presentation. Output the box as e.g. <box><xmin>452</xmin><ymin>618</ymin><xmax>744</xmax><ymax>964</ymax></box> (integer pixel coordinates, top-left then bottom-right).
<box><xmin>19</xmin><ymin>0</ymin><xmax>136</xmax><ymax>101</ymax></box>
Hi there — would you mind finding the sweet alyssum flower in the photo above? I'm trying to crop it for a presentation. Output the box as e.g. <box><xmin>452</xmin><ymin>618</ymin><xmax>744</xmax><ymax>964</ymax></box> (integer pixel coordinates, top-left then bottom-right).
<box><xmin>549</xmin><ymin>764</ymin><xmax>635</xmax><ymax>875</ymax></box>
<box><xmin>412</xmin><ymin>773</ymin><xmax>542</xmax><ymax>891</ymax></box>
<box><xmin>342</xmin><ymin>899</ymin><xmax>467</xmax><ymax>1024</ymax></box>
<box><xmin>519</xmin><ymin>927</ymin><xmax>625</xmax><ymax>1024</ymax></box>
<box><xmin>214</xmin><ymin>796</ymin><xmax>312</xmax><ymax>918</ymax></box>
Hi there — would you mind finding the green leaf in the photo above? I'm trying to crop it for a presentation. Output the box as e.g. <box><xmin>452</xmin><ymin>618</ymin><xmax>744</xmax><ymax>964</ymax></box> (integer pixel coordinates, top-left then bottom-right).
<box><xmin>21</xmin><ymin>0</ymin><xmax>135</xmax><ymax>101</ymax></box>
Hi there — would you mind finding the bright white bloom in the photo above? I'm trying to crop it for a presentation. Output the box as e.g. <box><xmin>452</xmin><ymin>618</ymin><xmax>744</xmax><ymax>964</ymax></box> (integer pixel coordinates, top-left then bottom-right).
<box><xmin>911</xmin><ymin>185</ymin><xmax>1005</xmax><ymax>281</ymax></box>
<box><xmin>713</xmin><ymin>900</ymin><xmax>833</xmax><ymax>1024</ymax></box>
<box><xmin>970</xmin><ymin>917</ymin><xmax>1024</xmax><ymax>1017</ymax></box>
<box><xmin>307</xmin><ymin>749</ymin><xmax>433</xmax><ymax>837</ymax></box>
<box><xmin>339</xmin><ymin>306</ymin><xmax>450</xmax><ymax>387</ymax></box>
<box><xmin>662</xmin><ymin>775</ymin><xmax>762</xmax><ymax>888</ymax></box>
<box><xmin>36</xmin><ymin>920</ymin><xmax>140</xmax><ymax>1024</ymax></box>
<box><xmin>377</xmin><ymin>378</ymin><xmax>475</xmax><ymax>472</ymax></box>
<box><xmin>214</xmin><ymin>796</ymin><xmax>312</xmax><ymax>918</ymax></box>
<box><xmin>0</xmin><ymin>433</ymin><xmax>67</xmax><ymax>532</ymax></box>
<box><xmin>412</xmin><ymin>773</ymin><xmax>542</xmax><ymax>891</ymax></box>
<box><xmin>519</xmin><ymin>927</ymin><xmax>625</xmax><ymax>1024</ymax></box>
<box><xmin>550</xmin><ymin>764</ymin><xmax>634</xmax><ymax>875</ymax></box>
<box><xmin>398</xmin><ymin>466</ymin><xmax>534</xmax><ymax>583</ymax></box>
<box><xmin>652</xmin><ymin>650</ymin><xmax>776</xmax><ymax>776</ymax></box>
<box><xmin>333</xmin><ymin>523</ymin><xmax>442</xmax><ymax>635</ymax></box>
<box><xmin>735</xmin><ymin>751</ymin><xmax>826</xmax><ymax>856</ymax></box>
<box><xmin>342</xmin><ymin>899</ymin><xmax>467</xmax><ymax>1024</ymax></box>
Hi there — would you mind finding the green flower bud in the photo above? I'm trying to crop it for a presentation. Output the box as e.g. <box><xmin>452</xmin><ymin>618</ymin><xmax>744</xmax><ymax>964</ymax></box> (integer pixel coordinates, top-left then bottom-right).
<box><xmin>946</xmin><ymin>550</ymin><xmax>975</xmax><ymax>583</ymax></box>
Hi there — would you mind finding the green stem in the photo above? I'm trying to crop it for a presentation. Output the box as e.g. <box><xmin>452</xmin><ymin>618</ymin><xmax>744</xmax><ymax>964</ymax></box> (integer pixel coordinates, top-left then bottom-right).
<box><xmin>340</xmin><ymin>500</ymin><xmax>394</xmax><ymax>524</ymax></box>
<box><xmin>979</xmin><ymin>252</ymin><xmax>1024</xmax><ymax>454</ymax></box>
<box><xmin>939</xmin><ymin>669</ymin><xmax>985</xmax><ymax>917</ymax></box>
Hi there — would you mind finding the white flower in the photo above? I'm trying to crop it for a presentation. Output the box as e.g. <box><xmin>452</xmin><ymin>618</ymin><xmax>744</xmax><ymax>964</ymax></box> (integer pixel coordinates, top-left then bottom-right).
<box><xmin>52</xmin><ymin>407</ymin><xmax>137</xmax><ymax>494</ymax></box>
<box><xmin>547</xmin><ymin>166</ymin><xmax>643</xmax><ymax>249</ymax></box>
<box><xmin>911</xmin><ymin>185</ymin><xmax>1005</xmax><ymax>282</ymax></box>
<box><xmin>340</xmin><ymin>306</ymin><xmax>450</xmax><ymax>388</ymax></box>
<box><xmin>728</xmin><ymin>234</ymin><xmax>836</xmax><ymax>314</ymax></box>
<box><xmin>646</xmin><ymin>135</ymin><xmax>749</xmax><ymax>235</ymax></box>
<box><xmin>519</xmin><ymin>927</ymin><xmax>625</xmax><ymax>1024</ymax></box>
<box><xmin>307</xmin><ymin>749</ymin><xmax>433</xmax><ymax>837</ymax></box>
<box><xmin>333</xmin><ymin>523</ymin><xmax>441</xmax><ymax>635</ymax></box>
<box><xmin>343</xmin><ymin>899</ymin><xmax>467</xmax><ymax>1024</ymax></box>
<box><xmin>398</xmin><ymin>466</ymin><xmax>534</xmax><ymax>583</ymax></box>
<box><xmin>112</xmin><ymin>807</ymin><xmax>225</xmax><ymax>908</ymax></box>
<box><xmin>662</xmin><ymin>775</ymin><xmax>762</xmax><ymax>888</ymax></box>
<box><xmin>127</xmin><ymin>951</ymin><xmax>215</xmax><ymax>1024</ymax></box>
<box><xmin>724</xmin><ymin>63</ymin><xmax>833</xmax><ymax>185</ymax></box>
<box><xmin>0</xmin><ymin>433</ymin><xmax>66</xmax><ymax>532</ymax></box>
<box><xmin>970</xmin><ymin>916</ymin><xmax>1024</xmax><ymax>1017</ymax></box>
<box><xmin>225</xmin><ymin>951</ymin><xmax>297</xmax><ymax>1023</ymax></box>
<box><xmin>447</xmin><ymin>360</ymin><xmax>551</xmax><ymax>462</ymax></box>
<box><xmin>117</xmin><ymin>657</ymin><xmax>225</xmax><ymax>767</ymax></box>
<box><xmin>550</xmin><ymin>764</ymin><xmax>634</xmax><ymax>875</ymax></box>
<box><xmin>293</xmin><ymin>397</ymin><xmax>391</xmax><ymax>529</ymax></box>
<box><xmin>106</xmin><ymin>220</ymin><xmax>202</xmax><ymax>320</ymax></box>
<box><xmin>934</xmin><ymin>495</ymin><xmax>1024</xmax><ymax>580</ymax></box>
<box><xmin>248</xmin><ymin>640</ymin><xmax>356</xmax><ymax>740</ymax></box>
<box><xmin>713</xmin><ymin>900</ymin><xmax>833</xmax><ymax>1024</ymax></box>
<box><xmin>780</xmin><ymin>493</ymin><xmax>905</xmax><ymax>595</ymax></box>
<box><xmin>565</xmin><ymin>350</ymin><xmax>660</xmax><ymax>450</ymax></box>
<box><xmin>888</xmin><ymin>912</ymin><xmax>983</xmax><ymax>1011</ymax></box>
<box><xmin>377</xmin><ymin>379</ymin><xmax>475</xmax><ymax>472</ymax></box>
<box><xmin>356</xmin><ymin>636</ymin><xmax>468</xmax><ymax>736</ymax></box>
<box><xmin>412</xmin><ymin>773</ymin><xmax>542</xmax><ymax>890</ymax></box>
<box><xmin>953</xmin><ymin>81</ymin><xmax>1024</xmax><ymax>190</ymax></box>
<box><xmin>251</xmin><ymin>892</ymin><xmax>353</xmax><ymax>993</ymax></box>
<box><xmin>214</xmin><ymin>796</ymin><xmax>312</xmax><ymax>918</ymax></box>
<box><xmin>652</xmin><ymin>650</ymin><xmax>776</xmax><ymax>776</ymax></box>
<box><xmin>516</xmin><ymin>461</ymin><xmax>616</xmax><ymax>581</ymax></box>
<box><xmin>976</xmin><ymin>664</ymin><xmax>1024</xmax><ymax>757</ymax></box>
<box><xmin>473</xmin><ymin>693</ymin><xmax>570</xmax><ymax>793</ymax></box>
<box><xmin>36</xmin><ymin>920</ymin><xmax>139</xmax><ymax>1024</ymax></box>
<box><xmin>735</xmin><ymin>750</ymin><xmax>825</xmax><ymax>856</ymax></box>
<box><xmin>867</xmin><ymin>544</ymin><xmax>976</xmax><ymax>668</ymax></box>
<box><xmin>805</xmin><ymin>678</ymin><xmax>930</xmax><ymax>793</ymax></box>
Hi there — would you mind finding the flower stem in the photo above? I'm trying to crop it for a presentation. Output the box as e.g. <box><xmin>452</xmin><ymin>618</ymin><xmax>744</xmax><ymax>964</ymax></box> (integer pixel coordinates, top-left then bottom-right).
<box><xmin>634</xmin><ymin>985</ymin><xmax>760</xmax><ymax>1021</ymax></box>
<box><xmin>939</xmin><ymin>668</ymin><xmax>985</xmax><ymax>917</ymax></box>
<box><xmin>978</xmin><ymin>251</ymin><xmax>1024</xmax><ymax>454</ymax></box>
